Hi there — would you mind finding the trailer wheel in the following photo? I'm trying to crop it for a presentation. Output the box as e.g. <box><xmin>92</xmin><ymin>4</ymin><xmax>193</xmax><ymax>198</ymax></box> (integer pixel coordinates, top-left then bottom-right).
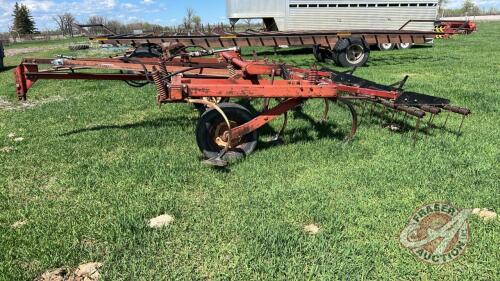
<box><xmin>335</xmin><ymin>38</ymin><xmax>370</xmax><ymax>67</ymax></box>
<box><xmin>396</xmin><ymin>43</ymin><xmax>413</xmax><ymax>50</ymax></box>
<box><xmin>196</xmin><ymin>103</ymin><xmax>258</xmax><ymax>161</ymax></box>
<box><xmin>312</xmin><ymin>45</ymin><xmax>325</xmax><ymax>62</ymax></box>
<box><xmin>377</xmin><ymin>43</ymin><xmax>395</xmax><ymax>51</ymax></box>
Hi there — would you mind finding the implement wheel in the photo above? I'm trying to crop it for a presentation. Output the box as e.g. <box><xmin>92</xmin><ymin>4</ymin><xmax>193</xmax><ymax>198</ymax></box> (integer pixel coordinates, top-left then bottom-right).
<box><xmin>196</xmin><ymin>103</ymin><xmax>258</xmax><ymax>161</ymax></box>
<box><xmin>335</xmin><ymin>38</ymin><xmax>370</xmax><ymax>67</ymax></box>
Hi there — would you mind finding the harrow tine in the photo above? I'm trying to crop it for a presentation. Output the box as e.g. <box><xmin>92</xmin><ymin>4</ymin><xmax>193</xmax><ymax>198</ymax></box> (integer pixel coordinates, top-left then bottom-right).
<box><xmin>271</xmin><ymin>112</ymin><xmax>289</xmax><ymax>142</ymax></box>
<box><xmin>321</xmin><ymin>99</ymin><xmax>330</xmax><ymax>123</ymax></box>
<box><xmin>400</xmin><ymin>113</ymin><xmax>409</xmax><ymax>141</ymax></box>
<box><xmin>456</xmin><ymin>115</ymin><xmax>466</xmax><ymax>140</ymax></box>
<box><xmin>368</xmin><ymin>103</ymin><xmax>375</xmax><ymax>123</ymax></box>
<box><xmin>442</xmin><ymin>111</ymin><xmax>451</xmax><ymax>131</ymax></box>
<box><xmin>381</xmin><ymin>105</ymin><xmax>388</xmax><ymax>126</ymax></box>
<box><xmin>377</xmin><ymin>103</ymin><xmax>384</xmax><ymax>125</ymax></box>
<box><xmin>389</xmin><ymin>109</ymin><xmax>400</xmax><ymax>131</ymax></box>
<box><xmin>413</xmin><ymin>118</ymin><xmax>421</xmax><ymax>146</ymax></box>
<box><xmin>262</xmin><ymin>98</ymin><xmax>270</xmax><ymax>112</ymax></box>
<box><xmin>360</xmin><ymin>102</ymin><xmax>367</xmax><ymax>125</ymax></box>
<box><xmin>425</xmin><ymin>114</ymin><xmax>436</xmax><ymax>137</ymax></box>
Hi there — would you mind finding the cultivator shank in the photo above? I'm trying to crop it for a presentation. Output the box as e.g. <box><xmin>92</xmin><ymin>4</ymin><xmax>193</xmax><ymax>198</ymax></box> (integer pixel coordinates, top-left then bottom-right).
<box><xmin>13</xmin><ymin>47</ymin><xmax>470</xmax><ymax>166</ymax></box>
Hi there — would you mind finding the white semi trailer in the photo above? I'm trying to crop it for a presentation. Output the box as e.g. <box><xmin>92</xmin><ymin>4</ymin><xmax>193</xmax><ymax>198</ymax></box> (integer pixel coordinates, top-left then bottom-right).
<box><xmin>227</xmin><ymin>0</ymin><xmax>439</xmax><ymax>50</ymax></box>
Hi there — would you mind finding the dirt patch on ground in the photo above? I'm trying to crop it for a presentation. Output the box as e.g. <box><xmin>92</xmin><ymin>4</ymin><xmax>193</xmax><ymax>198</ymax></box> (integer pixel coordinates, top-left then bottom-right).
<box><xmin>0</xmin><ymin>146</ymin><xmax>15</xmax><ymax>153</ymax></box>
<box><xmin>148</xmin><ymin>214</ymin><xmax>174</xmax><ymax>228</ymax></box>
<box><xmin>5</xmin><ymin>46</ymin><xmax>59</xmax><ymax>57</ymax></box>
<box><xmin>11</xmin><ymin>220</ymin><xmax>28</xmax><ymax>228</ymax></box>
<box><xmin>36</xmin><ymin>262</ymin><xmax>103</xmax><ymax>281</ymax></box>
<box><xmin>0</xmin><ymin>96</ymin><xmax>64</xmax><ymax>111</ymax></box>
<box><xmin>303</xmin><ymin>223</ymin><xmax>321</xmax><ymax>235</ymax></box>
<box><xmin>472</xmin><ymin>208</ymin><xmax>497</xmax><ymax>221</ymax></box>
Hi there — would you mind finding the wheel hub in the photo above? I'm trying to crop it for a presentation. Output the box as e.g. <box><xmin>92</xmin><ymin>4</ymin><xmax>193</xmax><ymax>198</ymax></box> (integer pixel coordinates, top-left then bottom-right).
<box><xmin>213</xmin><ymin>121</ymin><xmax>241</xmax><ymax>148</ymax></box>
<box><xmin>346</xmin><ymin>45</ymin><xmax>365</xmax><ymax>64</ymax></box>
<box><xmin>381</xmin><ymin>43</ymin><xmax>392</xmax><ymax>49</ymax></box>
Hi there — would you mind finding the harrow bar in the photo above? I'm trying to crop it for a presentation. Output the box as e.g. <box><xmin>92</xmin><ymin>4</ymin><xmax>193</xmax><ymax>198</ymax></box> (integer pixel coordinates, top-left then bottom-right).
<box><xmin>13</xmin><ymin>47</ymin><xmax>470</xmax><ymax>166</ymax></box>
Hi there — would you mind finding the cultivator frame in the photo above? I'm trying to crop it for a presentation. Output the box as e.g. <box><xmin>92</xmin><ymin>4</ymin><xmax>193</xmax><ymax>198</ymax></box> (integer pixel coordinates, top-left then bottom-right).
<box><xmin>13</xmin><ymin>47</ymin><xmax>470</xmax><ymax>166</ymax></box>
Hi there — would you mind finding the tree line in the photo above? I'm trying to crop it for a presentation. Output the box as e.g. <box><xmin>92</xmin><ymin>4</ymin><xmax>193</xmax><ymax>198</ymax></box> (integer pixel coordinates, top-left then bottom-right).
<box><xmin>439</xmin><ymin>0</ymin><xmax>499</xmax><ymax>17</ymax></box>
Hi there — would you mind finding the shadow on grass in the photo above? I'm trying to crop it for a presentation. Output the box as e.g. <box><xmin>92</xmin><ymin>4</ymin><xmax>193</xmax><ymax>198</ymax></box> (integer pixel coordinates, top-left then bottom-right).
<box><xmin>352</xmin><ymin>102</ymin><xmax>466</xmax><ymax>138</ymax></box>
<box><xmin>0</xmin><ymin>66</ymin><xmax>16</xmax><ymax>72</ymax></box>
<box><xmin>256</xmin><ymin>107</ymin><xmax>350</xmax><ymax>152</ymax></box>
<box><xmin>60</xmin><ymin>116</ymin><xmax>196</xmax><ymax>136</ymax></box>
<box><xmin>247</xmin><ymin>47</ymin><xmax>313</xmax><ymax>57</ymax></box>
<box><xmin>367</xmin><ymin>53</ymin><xmax>461</xmax><ymax>67</ymax></box>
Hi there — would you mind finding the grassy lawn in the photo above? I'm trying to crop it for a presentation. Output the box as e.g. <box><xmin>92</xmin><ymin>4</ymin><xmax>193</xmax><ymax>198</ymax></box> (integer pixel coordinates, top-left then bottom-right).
<box><xmin>2</xmin><ymin>36</ymin><xmax>87</xmax><ymax>50</ymax></box>
<box><xmin>0</xmin><ymin>23</ymin><xmax>498</xmax><ymax>280</ymax></box>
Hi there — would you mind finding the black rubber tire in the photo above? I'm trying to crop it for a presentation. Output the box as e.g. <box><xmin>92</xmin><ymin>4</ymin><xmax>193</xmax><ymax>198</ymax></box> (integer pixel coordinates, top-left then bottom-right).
<box><xmin>331</xmin><ymin>51</ymin><xmax>340</xmax><ymax>65</ymax></box>
<box><xmin>396</xmin><ymin>43</ymin><xmax>413</xmax><ymax>50</ymax></box>
<box><xmin>377</xmin><ymin>43</ymin><xmax>395</xmax><ymax>51</ymax></box>
<box><xmin>130</xmin><ymin>44</ymin><xmax>162</xmax><ymax>58</ymax></box>
<box><xmin>196</xmin><ymin>103</ymin><xmax>258</xmax><ymax>160</ymax></box>
<box><xmin>312</xmin><ymin>45</ymin><xmax>325</xmax><ymax>62</ymax></box>
<box><xmin>335</xmin><ymin>38</ymin><xmax>370</xmax><ymax>68</ymax></box>
<box><xmin>68</xmin><ymin>44</ymin><xmax>90</xmax><ymax>51</ymax></box>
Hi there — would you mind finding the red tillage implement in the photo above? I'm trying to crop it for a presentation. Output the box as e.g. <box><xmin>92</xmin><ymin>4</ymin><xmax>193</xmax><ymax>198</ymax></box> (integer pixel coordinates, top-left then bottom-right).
<box><xmin>435</xmin><ymin>20</ymin><xmax>477</xmax><ymax>38</ymax></box>
<box><xmin>14</xmin><ymin>48</ymin><xmax>470</xmax><ymax>166</ymax></box>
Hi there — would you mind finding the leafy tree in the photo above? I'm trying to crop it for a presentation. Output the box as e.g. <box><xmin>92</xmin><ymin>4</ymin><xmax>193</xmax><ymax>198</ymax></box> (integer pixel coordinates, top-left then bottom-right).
<box><xmin>438</xmin><ymin>0</ymin><xmax>448</xmax><ymax>17</ymax></box>
<box><xmin>87</xmin><ymin>16</ymin><xmax>107</xmax><ymax>35</ymax></box>
<box><xmin>192</xmin><ymin>16</ymin><xmax>202</xmax><ymax>31</ymax></box>
<box><xmin>183</xmin><ymin>8</ymin><xmax>196</xmax><ymax>31</ymax></box>
<box><xmin>462</xmin><ymin>0</ymin><xmax>480</xmax><ymax>15</ymax></box>
<box><xmin>12</xmin><ymin>2</ymin><xmax>36</xmax><ymax>35</ymax></box>
<box><xmin>53</xmin><ymin>13</ymin><xmax>76</xmax><ymax>37</ymax></box>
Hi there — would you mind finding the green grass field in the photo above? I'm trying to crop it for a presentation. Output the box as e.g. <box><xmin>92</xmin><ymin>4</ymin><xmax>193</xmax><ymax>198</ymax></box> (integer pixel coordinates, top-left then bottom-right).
<box><xmin>1</xmin><ymin>23</ymin><xmax>499</xmax><ymax>280</ymax></box>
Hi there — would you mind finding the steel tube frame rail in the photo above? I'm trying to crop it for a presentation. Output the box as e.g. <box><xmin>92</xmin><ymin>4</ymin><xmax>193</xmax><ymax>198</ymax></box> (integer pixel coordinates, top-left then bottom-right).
<box><xmin>94</xmin><ymin>29</ymin><xmax>438</xmax><ymax>49</ymax></box>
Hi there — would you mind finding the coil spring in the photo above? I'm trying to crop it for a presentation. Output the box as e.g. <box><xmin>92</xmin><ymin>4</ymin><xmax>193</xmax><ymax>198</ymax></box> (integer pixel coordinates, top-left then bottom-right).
<box><xmin>152</xmin><ymin>69</ymin><xmax>168</xmax><ymax>102</ymax></box>
<box><xmin>227</xmin><ymin>65</ymin><xmax>236</xmax><ymax>78</ymax></box>
<box><xmin>308</xmin><ymin>70</ymin><xmax>319</xmax><ymax>85</ymax></box>
<box><xmin>159</xmin><ymin>60</ymin><xmax>169</xmax><ymax>77</ymax></box>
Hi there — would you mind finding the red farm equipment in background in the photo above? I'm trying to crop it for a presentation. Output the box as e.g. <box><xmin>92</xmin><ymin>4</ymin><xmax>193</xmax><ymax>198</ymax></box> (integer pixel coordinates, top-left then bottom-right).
<box><xmin>435</xmin><ymin>20</ymin><xmax>477</xmax><ymax>38</ymax></box>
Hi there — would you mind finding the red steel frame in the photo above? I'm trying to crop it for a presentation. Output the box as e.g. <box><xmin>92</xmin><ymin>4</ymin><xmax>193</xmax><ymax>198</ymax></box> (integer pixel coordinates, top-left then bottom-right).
<box><xmin>13</xmin><ymin>49</ymin><xmax>469</xmax><ymax>150</ymax></box>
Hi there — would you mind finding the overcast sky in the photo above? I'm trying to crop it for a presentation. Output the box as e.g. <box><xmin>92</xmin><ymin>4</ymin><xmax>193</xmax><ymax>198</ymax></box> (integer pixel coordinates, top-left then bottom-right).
<box><xmin>1</xmin><ymin>0</ymin><xmax>499</xmax><ymax>32</ymax></box>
